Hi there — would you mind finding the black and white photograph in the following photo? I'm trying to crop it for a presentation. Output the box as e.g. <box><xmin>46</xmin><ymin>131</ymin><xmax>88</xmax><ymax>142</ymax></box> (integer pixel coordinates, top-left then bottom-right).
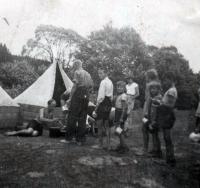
<box><xmin>0</xmin><ymin>0</ymin><xmax>200</xmax><ymax>187</ymax></box>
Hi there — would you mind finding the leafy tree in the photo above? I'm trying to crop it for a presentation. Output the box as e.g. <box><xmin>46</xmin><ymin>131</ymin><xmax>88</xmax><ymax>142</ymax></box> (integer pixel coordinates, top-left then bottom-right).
<box><xmin>13</xmin><ymin>55</ymin><xmax>50</xmax><ymax>75</ymax></box>
<box><xmin>152</xmin><ymin>46</ymin><xmax>198</xmax><ymax>109</ymax></box>
<box><xmin>0</xmin><ymin>43</ymin><xmax>12</xmax><ymax>63</ymax></box>
<box><xmin>74</xmin><ymin>24</ymin><xmax>152</xmax><ymax>91</ymax></box>
<box><xmin>0</xmin><ymin>60</ymin><xmax>39</xmax><ymax>97</ymax></box>
<box><xmin>0</xmin><ymin>24</ymin><xmax>198</xmax><ymax>110</ymax></box>
<box><xmin>21</xmin><ymin>25</ymin><xmax>84</xmax><ymax>65</ymax></box>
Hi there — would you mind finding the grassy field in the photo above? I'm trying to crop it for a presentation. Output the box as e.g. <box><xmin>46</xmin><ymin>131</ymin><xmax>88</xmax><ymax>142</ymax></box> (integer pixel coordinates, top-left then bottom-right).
<box><xmin>0</xmin><ymin>110</ymin><xmax>200</xmax><ymax>188</ymax></box>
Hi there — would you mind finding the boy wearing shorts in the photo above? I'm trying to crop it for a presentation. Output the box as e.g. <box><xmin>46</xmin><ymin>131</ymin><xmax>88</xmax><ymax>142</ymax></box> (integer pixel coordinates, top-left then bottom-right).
<box><xmin>93</xmin><ymin>68</ymin><xmax>113</xmax><ymax>150</ymax></box>
<box><xmin>156</xmin><ymin>72</ymin><xmax>177</xmax><ymax>166</ymax></box>
<box><xmin>114</xmin><ymin>81</ymin><xmax>129</xmax><ymax>153</ymax></box>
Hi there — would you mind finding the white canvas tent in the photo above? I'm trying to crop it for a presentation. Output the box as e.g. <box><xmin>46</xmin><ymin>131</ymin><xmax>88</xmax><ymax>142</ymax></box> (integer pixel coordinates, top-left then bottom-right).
<box><xmin>13</xmin><ymin>61</ymin><xmax>73</xmax><ymax>121</ymax></box>
<box><xmin>0</xmin><ymin>86</ymin><xmax>19</xmax><ymax>107</ymax></box>
<box><xmin>0</xmin><ymin>86</ymin><xmax>19</xmax><ymax>128</ymax></box>
<box><xmin>14</xmin><ymin>61</ymin><xmax>95</xmax><ymax>122</ymax></box>
<box><xmin>14</xmin><ymin>61</ymin><xmax>73</xmax><ymax>107</ymax></box>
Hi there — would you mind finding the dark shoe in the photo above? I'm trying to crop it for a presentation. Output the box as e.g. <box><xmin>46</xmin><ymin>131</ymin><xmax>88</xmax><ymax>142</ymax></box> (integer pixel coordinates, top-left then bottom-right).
<box><xmin>166</xmin><ymin>159</ymin><xmax>176</xmax><ymax>167</ymax></box>
<box><xmin>151</xmin><ymin>151</ymin><xmax>163</xmax><ymax>159</ymax></box>
<box><xmin>76</xmin><ymin>141</ymin><xmax>84</xmax><ymax>146</ymax></box>
<box><xmin>102</xmin><ymin>131</ymin><xmax>107</xmax><ymax>137</ymax></box>
<box><xmin>141</xmin><ymin>148</ymin><xmax>149</xmax><ymax>156</ymax></box>
<box><xmin>117</xmin><ymin>146</ymin><xmax>129</xmax><ymax>154</ymax></box>
<box><xmin>114</xmin><ymin>145</ymin><xmax>122</xmax><ymax>152</ymax></box>
<box><xmin>124</xmin><ymin>128</ymin><xmax>130</xmax><ymax>138</ymax></box>
<box><xmin>103</xmin><ymin>146</ymin><xmax>112</xmax><ymax>151</ymax></box>
<box><xmin>76</xmin><ymin>136</ymin><xmax>86</xmax><ymax>144</ymax></box>
<box><xmin>148</xmin><ymin>150</ymin><xmax>156</xmax><ymax>154</ymax></box>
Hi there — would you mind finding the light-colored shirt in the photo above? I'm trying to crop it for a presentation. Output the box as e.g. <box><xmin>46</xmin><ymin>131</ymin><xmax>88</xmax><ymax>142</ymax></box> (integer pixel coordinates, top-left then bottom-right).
<box><xmin>162</xmin><ymin>86</ymin><xmax>177</xmax><ymax>108</ymax></box>
<box><xmin>126</xmin><ymin>82</ymin><xmax>138</xmax><ymax>96</ymax></box>
<box><xmin>115</xmin><ymin>93</ymin><xmax>127</xmax><ymax>109</ymax></box>
<box><xmin>97</xmin><ymin>77</ymin><xmax>113</xmax><ymax>104</ymax></box>
<box><xmin>143</xmin><ymin>80</ymin><xmax>162</xmax><ymax>116</ymax></box>
<box><xmin>73</xmin><ymin>69</ymin><xmax>93</xmax><ymax>88</ymax></box>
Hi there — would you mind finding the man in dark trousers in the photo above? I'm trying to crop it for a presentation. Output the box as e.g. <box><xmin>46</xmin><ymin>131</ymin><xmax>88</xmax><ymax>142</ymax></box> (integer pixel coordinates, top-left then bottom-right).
<box><xmin>154</xmin><ymin>72</ymin><xmax>177</xmax><ymax>167</ymax></box>
<box><xmin>65</xmin><ymin>60</ymin><xmax>93</xmax><ymax>145</ymax></box>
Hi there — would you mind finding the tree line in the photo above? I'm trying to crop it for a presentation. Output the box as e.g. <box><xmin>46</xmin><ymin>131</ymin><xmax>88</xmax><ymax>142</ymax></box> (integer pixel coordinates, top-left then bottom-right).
<box><xmin>0</xmin><ymin>24</ymin><xmax>199</xmax><ymax>110</ymax></box>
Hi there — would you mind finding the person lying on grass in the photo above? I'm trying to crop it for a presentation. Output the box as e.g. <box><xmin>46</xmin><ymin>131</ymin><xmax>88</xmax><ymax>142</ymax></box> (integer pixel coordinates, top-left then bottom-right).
<box><xmin>5</xmin><ymin>99</ymin><xmax>59</xmax><ymax>137</ymax></box>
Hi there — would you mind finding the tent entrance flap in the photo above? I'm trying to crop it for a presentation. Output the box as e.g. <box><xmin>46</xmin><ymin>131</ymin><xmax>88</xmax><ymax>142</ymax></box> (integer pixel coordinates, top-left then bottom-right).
<box><xmin>52</xmin><ymin>63</ymin><xmax>66</xmax><ymax>107</ymax></box>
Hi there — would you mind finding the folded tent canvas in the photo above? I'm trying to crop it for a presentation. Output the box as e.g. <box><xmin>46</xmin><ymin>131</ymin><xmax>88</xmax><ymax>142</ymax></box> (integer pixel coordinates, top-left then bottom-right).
<box><xmin>0</xmin><ymin>86</ymin><xmax>19</xmax><ymax>128</ymax></box>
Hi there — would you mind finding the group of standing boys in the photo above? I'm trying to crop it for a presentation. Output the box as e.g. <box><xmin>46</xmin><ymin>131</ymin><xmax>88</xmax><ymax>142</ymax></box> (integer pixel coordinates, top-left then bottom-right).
<box><xmin>142</xmin><ymin>69</ymin><xmax>177</xmax><ymax>167</ymax></box>
<box><xmin>6</xmin><ymin>59</ymin><xmax>178</xmax><ymax>167</ymax></box>
<box><xmin>92</xmin><ymin>68</ymin><xmax>139</xmax><ymax>153</ymax></box>
<box><xmin>64</xmin><ymin>60</ymin><xmax>139</xmax><ymax>152</ymax></box>
<box><xmin>63</xmin><ymin>60</ymin><xmax>178</xmax><ymax>167</ymax></box>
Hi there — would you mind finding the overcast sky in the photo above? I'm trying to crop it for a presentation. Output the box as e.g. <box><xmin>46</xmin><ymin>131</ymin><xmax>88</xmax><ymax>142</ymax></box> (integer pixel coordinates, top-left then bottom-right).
<box><xmin>0</xmin><ymin>0</ymin><xmax>200</xmax><ymax>72</ymax></box>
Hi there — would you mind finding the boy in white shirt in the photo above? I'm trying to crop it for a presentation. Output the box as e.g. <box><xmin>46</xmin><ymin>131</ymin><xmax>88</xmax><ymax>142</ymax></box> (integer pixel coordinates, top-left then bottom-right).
<box><xmin>126</xmin><ymin>76</ymin><xmax>139</xmax><ymax>128</ymax></box>
<box><xmin>93</xmin><ymin>68</ymin><xmax>113</xmax><ymax>150</ymax></box>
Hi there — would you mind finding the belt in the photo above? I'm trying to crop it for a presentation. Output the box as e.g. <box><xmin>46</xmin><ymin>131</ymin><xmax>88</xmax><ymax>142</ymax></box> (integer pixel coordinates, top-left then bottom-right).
<box><xmin>127</xmin><ymin>94</ymin><xmax>135</xmax><ymax>96</ymax></box>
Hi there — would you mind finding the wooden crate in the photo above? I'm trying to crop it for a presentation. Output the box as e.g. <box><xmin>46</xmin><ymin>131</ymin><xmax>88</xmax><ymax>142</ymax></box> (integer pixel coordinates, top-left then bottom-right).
<box><xmin>0</xmin><ymin>106</ymin><xmax>20</xmax><ymax>128</ymax></box>
<box><xmin>19</xmin><ymin>104</ymin><xmax>42</xmax><ymax>122</ymax></box>
<box><xmin>19</xmin><ymin>104</ymin><xmax>64</xmax><ymax>122</ymax></box>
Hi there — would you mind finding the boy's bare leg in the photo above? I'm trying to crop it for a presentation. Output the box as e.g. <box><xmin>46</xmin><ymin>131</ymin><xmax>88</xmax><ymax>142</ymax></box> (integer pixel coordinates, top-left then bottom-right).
<box><xmin>142</xmin><ymin>123</ymin><xmax>149</xmax><ymax>153</ymax></box>
<box><xmin>5</xmin><ymin>131</ymin><xmax>18</xmax><ymax>136</ymax></box>
<box><xmin>105</xmin><ymin>120</ymin><xmax>111</xmax><ymax>150</ymax></box>
<box><xmin>5</xmin><ymin>128</ymin><xmax>34</xmax><ymax>136</ymax></box>
<box><xmin>127</xmin><ymin>113</ymin><xmax>132</xmax><ymax>129</ymax></box>
<box><xmin>163</xmin><ymin>129</ymin><xmax>175</xmax><ymax>164</ymax></box>
<box><xmin>119</xmin><ymin>134</ymin><xmax>126</xmax><ymax>147</ymax></box>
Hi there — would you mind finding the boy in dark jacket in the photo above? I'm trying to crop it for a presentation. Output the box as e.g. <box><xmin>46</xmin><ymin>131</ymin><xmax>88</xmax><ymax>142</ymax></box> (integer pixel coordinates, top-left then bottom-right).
<box><xmin>146</xmin><ymin>82</ymin><xmax>162</xmax><ymax>157</ymax></box>
<box><xmin>154</xmin><ymin>72</ymin><xmax>177</xmax><ymax>167</ymax></box>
